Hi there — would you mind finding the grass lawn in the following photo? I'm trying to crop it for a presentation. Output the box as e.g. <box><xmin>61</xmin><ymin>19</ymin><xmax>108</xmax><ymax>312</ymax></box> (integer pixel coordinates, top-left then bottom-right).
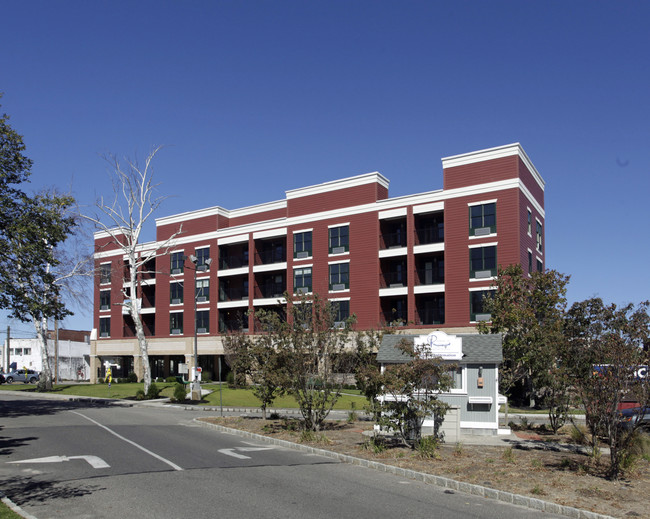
<box><xmin>0</xmin><ymin>501</ymin><xmax>23</xmax><ymax>519</ymax></box>
<box><xmin>0</xmin><ymin>382</ymin><xmax>367</xmax><ymax>410</ymax></box>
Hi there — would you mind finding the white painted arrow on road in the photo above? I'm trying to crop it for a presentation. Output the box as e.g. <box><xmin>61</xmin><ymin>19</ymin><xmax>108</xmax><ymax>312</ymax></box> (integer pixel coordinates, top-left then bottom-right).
<box><xmin>9</xmin><ymin>455</ymin><xmax>110</xmax><ymax>469</ymax></box>
<box><xmin>218</xmin><ymin>447</ymin><xmax>275</xmax><ymax>459</ymax></box>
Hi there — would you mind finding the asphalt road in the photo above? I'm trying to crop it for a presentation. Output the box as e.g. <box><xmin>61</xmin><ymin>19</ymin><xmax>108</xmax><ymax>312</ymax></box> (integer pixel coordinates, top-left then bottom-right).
<box><xmin>1</xmin><ymin>393</ymin><xmax>564</xmax><ymax>519</ymax></box>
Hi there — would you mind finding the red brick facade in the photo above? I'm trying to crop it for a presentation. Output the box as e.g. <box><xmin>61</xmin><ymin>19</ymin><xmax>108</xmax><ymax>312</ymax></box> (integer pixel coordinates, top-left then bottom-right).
<box><xmin>92</xmin><ymin>143</ymin><xmax>545</xmax><ymax>368</ymax></box>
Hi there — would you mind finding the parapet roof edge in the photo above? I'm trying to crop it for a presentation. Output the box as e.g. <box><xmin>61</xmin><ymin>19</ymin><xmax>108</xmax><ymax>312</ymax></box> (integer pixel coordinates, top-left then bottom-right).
<box><xmin>441</xmin><ymin>143</ymin><xmax>545</xmax><ymax>191</ymax></box>
<box><xmin>156</xmin><ymin>200</ymin><xmax>287</xmax><ymax>227</ymax></box>
<box><xmin>285</xmin><ymin>171</ymin><xmax>390</xmax><ymax>200</ymax></box>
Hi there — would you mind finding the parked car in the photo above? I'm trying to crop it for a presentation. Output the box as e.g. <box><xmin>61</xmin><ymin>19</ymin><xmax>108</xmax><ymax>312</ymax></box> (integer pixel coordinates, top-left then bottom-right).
<box><xmin>1</xmin><ymin>369</ymin><xmax>40</xmax><ymax>384</ymax></box>
<box><xmin>619</xmin><ymin>406</ymin><xmax>650</xmax><ymax>431</ymax></box>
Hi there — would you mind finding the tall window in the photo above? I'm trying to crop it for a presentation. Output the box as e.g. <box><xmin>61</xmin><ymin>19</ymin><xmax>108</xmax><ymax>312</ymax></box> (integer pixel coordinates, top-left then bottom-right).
<box><xmin>196</xmin><ymin>279</ymin><xmax>210</xmax><ymax>302</ymax></box>
<box><xmin>527</xmin><ymin>210</ymin><xmax>532</xmax><ymax>236</ymax></box>
<box><xmin>100</xmin><ymin>290</ymin><xmax>110</xmax><ymax>311</ymax></box>
<box><xmin>469</xmin><ymin>203</ymin><xmax>496</xmax><ymax>236</ymax></box>
<box><xmin>329</xmin><ymin>263</ymin><xmax>349</xmax><ymax>290</ymax></box>
<box><xmin>196</xmin><ymin>248</ymin><xmax>210</xmax><ymax>271</ymax></box>
<box><xmin>293</xmin><ymin>231</ymin><xmax>312</xmax><ymax>258</ymax></box>
<box><xmin>170</xmin><ymin>251</ymin><xmax>184</xmax><ymax>274</ymax></box>
<box><xmin>99</xmin><ymin>317</ymin><xmax>111</xmax><ymax>337</ymax></box>
<box><xmin>170</xmin><ymin>282</ymin><xmax>183</xmax><ymax>304</ymax></box>
<box><xmin>537</xmin><ymin>259</ymin><xmax>543</xmax><ymax>272</ymax></box>
<box><xmin>470</xmin><ymin>291</ymin><xmax>493</xmax><ymax>321</ymax></box>
<box><xmin>329</xmin><ymin>225</ymin><xmax>349</xmax><ymax>254</ymax></box>
<box><xmin>196</xmin><ymin>310</ymin><xmax>209</xmax><ymax>333</ymax></box>
<box><xmin>100</xmin><ymin>264</ymin><xmax>111</xmax><ymax>284</ymax></box>
<box><xmin>470</xmin><ymin>246</ymin><xmax>497</xmax><ymax>278</ymax></box>
<box><xmin>293</xmin><ymin>267</ymin><xmax>312</xmax><ymax>294</ymax></box>
<box><xmin>333</xmin><ymin>300</ymin><xmax>350</xmax><ymax>325</ymax></box>
<box><xmin>170</xmin><ymin>312</ymin><xmax>183</xmax><ymax>334</ymax></box>
<box><xmin>536</xmin><ymin>221</ymin><xmax>543</xmax><ymax>252</ymax></box>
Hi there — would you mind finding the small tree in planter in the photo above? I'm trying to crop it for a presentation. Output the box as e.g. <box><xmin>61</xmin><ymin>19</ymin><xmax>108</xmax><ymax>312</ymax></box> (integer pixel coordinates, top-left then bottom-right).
<box><xmin>368</xmin><ymin>338</ymin><xmax>454</xmax><ymax>448</ymax></box>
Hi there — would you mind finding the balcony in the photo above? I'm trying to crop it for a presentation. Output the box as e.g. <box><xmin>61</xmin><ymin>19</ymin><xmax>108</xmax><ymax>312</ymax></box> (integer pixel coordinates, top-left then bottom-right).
<box><xmin>219</xmin><ymin>285</ymin><xmax>249</xmax><ymax>302</ymax></box>
<box><xmin>414</xmin><ymin>213</ymin><xmax>444</xmax><ymax>245</ymax></box>
<box><xmin>379</xmin><ymin>270</ymin><xmax>407</xmax><ymax>289</ymax></box>
<box><xmin>380</xmin><ymin>218</ymin><xmax>407</xmax><ymax>250</ymax></box>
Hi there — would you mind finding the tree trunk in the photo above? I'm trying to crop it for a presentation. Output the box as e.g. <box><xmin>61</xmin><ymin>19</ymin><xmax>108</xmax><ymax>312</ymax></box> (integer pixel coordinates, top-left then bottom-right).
<box><xmin>34</xmin><ymin>317</ymin><xmax>53</xmax><ymax>391</ymax></box>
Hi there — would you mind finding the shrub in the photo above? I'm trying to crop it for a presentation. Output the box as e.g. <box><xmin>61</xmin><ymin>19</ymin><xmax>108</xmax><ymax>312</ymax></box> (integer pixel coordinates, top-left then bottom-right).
<box><xmin>166</xmin><ymin>376</ymin><xmax>177</xmax><ymax>383</ymax></box>
<box><xmin>135</xmin><ymin>389</ymin><xmax>146</xmax><ymax>400</ymax></box>
<box><xmin>146</xmin><ymin>383</ymin><xmax>161</xmax><ymax>400</ymax></box>
<box><xmin>362</xmin><ymin>435</ymin><xmax>386</xmax><ymax>454</ymax></box>
<box><xmin>98</xmin><ymin>377</ymin><xmax>105</xmax><ymax>384</ymax></box>
<box><xmin>126</xmin><ymin>372</ymin><xmax>138</xmax><ymax>383</ymax></box>
<box><xmin>226</xmin><ymin>371</ymin><xmax>235</xmax><ymax>388</ymax></box>
<box><xmin>416</xmin><ymin>435</ymin><xmax>440</xmax><ymax>459</ymax></box>
<box><xmin>569</xmin><ymin>424</ymin><xmax>589</xmax><ymax>445</ymax></box>
<box><xmin>347</xmin><ymin>401</ymin><xmax>358</xmax><ymax>423</ymax></box>
<box><xmin>173</xmin><ymin>383</ymin><xmax>187</xmax><ymax>403</ymax></box>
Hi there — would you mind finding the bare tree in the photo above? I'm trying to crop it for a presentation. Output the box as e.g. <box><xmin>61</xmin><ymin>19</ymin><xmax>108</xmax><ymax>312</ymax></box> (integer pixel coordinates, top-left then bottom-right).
<box><xmin>83</xmin><ymin>147</ymin><xmax>180</xmax><ymax>393</ymax></box>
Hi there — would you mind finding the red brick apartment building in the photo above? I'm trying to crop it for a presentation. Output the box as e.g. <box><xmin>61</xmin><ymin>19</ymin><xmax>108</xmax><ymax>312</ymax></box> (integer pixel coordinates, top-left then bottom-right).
<box><xmin>91</xmin><ymin>143</ymin><xmax>545</xmax><ymax>382</ymax></box>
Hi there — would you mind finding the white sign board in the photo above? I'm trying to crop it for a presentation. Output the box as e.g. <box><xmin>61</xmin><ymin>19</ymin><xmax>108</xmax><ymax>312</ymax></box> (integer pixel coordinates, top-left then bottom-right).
<box><xmin>414</xmin><ymin>331</ymin><xmax>463</xmax><ymax>360</ymax></box>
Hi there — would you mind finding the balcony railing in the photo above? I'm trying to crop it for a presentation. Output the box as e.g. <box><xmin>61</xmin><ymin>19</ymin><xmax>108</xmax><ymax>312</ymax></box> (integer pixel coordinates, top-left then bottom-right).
<box><xmin>219</xmin><ymin>286</ymin><xmax>249</xmax><ymax>302</ymax></box>
<box><xmin>379</xmin><ymin>231</ymin><xmax>406</xmax><ymax>250</ymax></box>
<box><xmin>219</xmin><ymin>255</ymin><xmax>249</xmax><ymax>270</ymax></box>
<box><xmin>414</xmin><ymin>267</ymin><xmax>444</xmax><ymax>285</ymax></box>
<box><xmin>379</xmin><ymin>270</ymin><xmax>407</xmax><ymax>288</ymax></box>
<box><xmin>256</xmin><ymin>248</ymin><xmax>286</xmax><ymax>265</ymax></box>
<box><xmin>255</xmin><ymin>282</ymin><xmax>285</xmax><ymax>299</ymax></box>
<box><xmin>415</xmin><ymin>225</ymin><xmax>444</xmax><ymax>245</ymax></box>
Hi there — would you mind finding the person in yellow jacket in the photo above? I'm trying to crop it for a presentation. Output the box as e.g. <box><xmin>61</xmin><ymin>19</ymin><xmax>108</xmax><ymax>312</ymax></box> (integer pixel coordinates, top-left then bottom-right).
<box><xmin>106</xmin><ymin>367</ymin><xmax>112</xmax><ymax>388</ymax></box>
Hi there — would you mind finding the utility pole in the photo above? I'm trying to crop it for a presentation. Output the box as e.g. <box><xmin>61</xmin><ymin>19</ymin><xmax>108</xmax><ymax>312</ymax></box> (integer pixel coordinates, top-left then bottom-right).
<box><xmin>5</xmin><ymin>326</ymin><xmax>10</xmax><ymax>372</ymax></box>
<box><xmin>54</xmin><ymin>319</ymin><xmax>59</xmax><ymax>384</ymax></box>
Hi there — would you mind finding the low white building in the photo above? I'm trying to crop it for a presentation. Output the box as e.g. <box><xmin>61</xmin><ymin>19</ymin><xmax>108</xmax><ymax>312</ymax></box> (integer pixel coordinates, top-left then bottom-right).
<box><xmin>2</xmin><ymin>330</ymin><xmax>91</xmax><ymax>380</ymax></box>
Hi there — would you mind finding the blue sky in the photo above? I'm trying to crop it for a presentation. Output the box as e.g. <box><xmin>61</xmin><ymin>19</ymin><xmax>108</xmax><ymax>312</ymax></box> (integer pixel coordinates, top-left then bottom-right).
<box><xmin>2</xmin><ymin>0</ymin><xmax>649</xmax><ymax>336</ymax></box>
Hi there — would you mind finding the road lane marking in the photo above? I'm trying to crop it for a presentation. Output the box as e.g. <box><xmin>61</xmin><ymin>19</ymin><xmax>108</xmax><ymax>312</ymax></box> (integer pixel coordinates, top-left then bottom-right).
<box><xmin>10</xmin><ymin>455</ymin><xmax>110</xmax><ymax>469</ymax></box>
<box><xmin>70</xmin><ymin>411</ymin><xmax>183</xmax><ymax>471</ymax></box>
<box><xmin>218</xmin><ymin>446</ymin><xmax>275</xmax><ymax>459</ymax></box>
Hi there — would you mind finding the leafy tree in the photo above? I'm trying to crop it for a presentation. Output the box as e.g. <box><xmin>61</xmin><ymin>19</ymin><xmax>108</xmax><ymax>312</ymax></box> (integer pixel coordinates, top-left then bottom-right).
<box><xmin>478</xmin><ymin>264</ymin><xmax>570</xmax><ymax>407</ymax></box>
<box><xmin>366</xmin><ymin>338</ymin><xmax>454</xmax><ymax>448</ymax></box>
<box><xmin>222</xmin><ymin>325</ymin><xmax>250</xmax><ymax>389</ymax></box>
<box><xmin>253</xmin><ymin>293</ymin><xmax>356</xmax><ymax>431</ymax></box>
<box><xmin>0</xmin><ymin>99</ymin><xmax>85</xmax><ymax>390</ymax></box>
<box><xmin>563</xmin><ymin>298</ymin><xmax>650</xmax><ymax>479</ymax></box>
<box><xmin>84</xmin><ymin>148</ymin><xmax>181</xmax><ymax>394</ymax></box>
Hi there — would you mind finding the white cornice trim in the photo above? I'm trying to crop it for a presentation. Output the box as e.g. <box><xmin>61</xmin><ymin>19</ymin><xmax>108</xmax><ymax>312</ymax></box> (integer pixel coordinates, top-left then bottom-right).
<box><xmin>156</xmin><ymin>200</ymin><xmax>287</xmax><ymax>227</ymax></box>
<box><xmin>286</xmin><ymin>172</ymin><xmax>389</xmax><ymax>199</ymax></box>
<box><xmin>441</xmin><ymin>143</ymin><xmax>545</xmax><ymax>192</ymax></box>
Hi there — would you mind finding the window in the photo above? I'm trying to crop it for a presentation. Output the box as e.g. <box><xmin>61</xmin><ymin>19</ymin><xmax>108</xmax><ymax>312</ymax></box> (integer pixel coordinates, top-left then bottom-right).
<box><xmin>333</xmin><ymin>300</ymin><xmax>350</xmax><ymax>327</ymax></box>
<box><xmin>528</xmin><ymin>251</ymin><xmax>532</xmax><ymax>274</ymax></box>
<box><xmin>470</xmin><ymin>290</ymin><xmax>493</xmax><ymax>321</ymax></box>
<box><xmin>196</xmin><ymin>310</ymin><xmax>209</xmax><ymax>333</ymax></box>
<box><xmin>170</xmin><ymin>312</ymin><xmax>183</xmax><ymax>334</ymax></box>
<box><xmin>527</xmin><ymin>210</ymin><xmax>532</xmax><ymax>236</ymax></box>
<box><xmin>195</xmin><ymin>279</ymin><xmax>209</xmax><ymax>302</ymax></box>
<box><xmin>537</xmin><ymin>259</ymin><xmax>543</xmax><ymax>272</ymax></box>
<box><xmin>470</xmin><ymin>246</ymin><xmax>497</xmax><ymax>278</ymax></box>
<box><xmin>469</xmin><ymin>203</ymin><xmax>496</xmax><ymax>236</ymax></box>
<box><xmin>449</xmin><ymin>366</ymin><xmax>464</xmax><ymax>391</ymax></box>
<box><xmin>170</xmin><ymin>282</ymin><xmax>183</xmax><ymax>304</ymax></box>
<box><xmin>100</xmin><ymin>264</ymin><xmax>111</xmax><ymax>284</ymax></box>
<box><xmin>100</xmin><ymin>290</ymin><xmax>110</xmax><ymax>310</ymax></box>
<box><xmin>536</xmin><ymin>221</ymin><xmax>543</xmax><ymax>252</ymax></box>
<box><xmin>13</xmin><ymin>348</ymin><xmax>23</xmax><ymax>356</ymax></box>
<box><xmin>196</xmin><ymin>248</ymin><xmax>211</xmax><ymax>271</ymax></box>
<box><xmin>23</xmin><ymin>348</ymin><xmax>31</xmax><ymax>355</ymax></box>
<box><xmin>293</xmin><ymin>267</ymin><xmax>312</xmax><ymax>294</ymax></box>
<box><xmin>99</xmin><ymin>317</ymin><xmax>111</xmax><ymax>337</ymax></box>
<box><xmin>170</xmin><ymin>251</ymin><xmax>184</xmax><ymax>274</ymax></box>
<box><xmin>293</xmin><ymin>231</ymin><xmax>312</xmax><ymax>258</ymax></box>
<box><xmin>329</xmin><ymin>263</ymin><xmax>349</xmax><ymax>290</ymax></box>
<box><xmin>329</xmin><ymin>225</ymin><xmax>349</xmax><ymax>254</ymax></box>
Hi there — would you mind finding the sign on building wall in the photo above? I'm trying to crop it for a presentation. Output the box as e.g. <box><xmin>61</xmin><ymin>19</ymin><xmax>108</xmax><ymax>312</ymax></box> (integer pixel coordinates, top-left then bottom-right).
<box><xmin>414</xmin><ymin>331</ymin><xmax>463</xmax><ymax>361</ymax></box>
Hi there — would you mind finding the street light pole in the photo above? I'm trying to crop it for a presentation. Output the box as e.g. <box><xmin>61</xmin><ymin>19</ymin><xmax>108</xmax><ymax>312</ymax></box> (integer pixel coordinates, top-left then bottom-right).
<box><xmin>186</xmin><ymin>254</ymin><xmax>211</xmax><ymax>401</ymax></box>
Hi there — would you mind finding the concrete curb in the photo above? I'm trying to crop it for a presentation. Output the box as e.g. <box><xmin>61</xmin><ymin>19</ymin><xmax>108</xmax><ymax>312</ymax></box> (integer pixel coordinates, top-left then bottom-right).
<box><xmin>195</xmin><ymin>419</ymin><xmax>615</xmax><ymax>519</ymax></box>
<box><xmin>0</xmin><ymin>491</ymin><xmax>38</xmax><ymax>519</ymax></box>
